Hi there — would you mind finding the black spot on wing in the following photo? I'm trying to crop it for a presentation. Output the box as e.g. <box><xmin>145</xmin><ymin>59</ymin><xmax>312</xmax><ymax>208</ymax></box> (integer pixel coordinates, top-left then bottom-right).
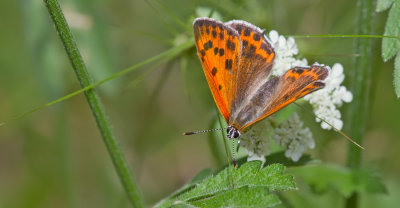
<box><xmin>212</xmin><ymin>67</ymin><xmax>217</xmax><ymax>76</ymax></box>
<box><xmin>253</xmin><ymin>33</ymin><xmax>261</xmax><ymax>41</ymax></box>
<box><xmin>220</xmin><ymin>32</ymin><xmax>224</xmax><ymax>40</ymax></box>
<box><xmin>219</xmin><ymin>48</ymin><xmax>225</xmax><ymax>56</ymax></box>
<box><xmin>219</xmin><ymin>85</ymin><xmax>222</xmax><ymax>90</ymax></box>
<box><xmin>203</xmin><ymin>40</ymin><xmax>213</xmax><ymax>50</ymax></box>
<box><xmin>260</xmin><ymin>42</ymin><xmax>273</xmax><ymax>54</ymax></box>
<box><xmin>243</xmin><ymin>28</ymin><xmax>250</xmax><ymax>36</ymax></box>
<box><xmin>294</xmin><ymin>68</ymin><xmax>304</xmax><ymax>75</ymax></box>
<box><xmin>286</xmin><ymin>76</ymin><xmax>296</xmax><ymax>82</ymax></box>
<box><xmin>212</xmin><ymin>30</ymin><xmax>217</xmax><ymax>38</ymax></box>
<box><xmin>226</xmin><ymin>39</ymin><xmax>236</xmax><ymax>51</ymax></box>
<box><xmin>214</xmin><ymin>47</ymin><xmax>219</xmax><ymax>55</ymax></box>
<box><xmin>200</xmin><ymin>49</ymin><xmax>206</xmax><ymax>57</ymax></box>
<box><xmin>225</xmin><ymin>59</ymin><xmax>233</xmax><ymax>70</ymax></box>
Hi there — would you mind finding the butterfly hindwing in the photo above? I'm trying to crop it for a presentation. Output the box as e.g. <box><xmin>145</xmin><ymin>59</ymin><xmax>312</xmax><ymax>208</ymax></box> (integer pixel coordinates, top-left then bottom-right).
<box><xmin>193</xmin><ymin>18</ymin><xmax>241</xmax><ymax>121</ymax></box>
<box><xmin>225</xmin><ymin>20</ymin><xmax>276</xmax><ymax>123</ymax></box>
<box><xmin>230</xmin><ymin>65</ymin><xmax>329</xmax><ymax>130</ymax></box>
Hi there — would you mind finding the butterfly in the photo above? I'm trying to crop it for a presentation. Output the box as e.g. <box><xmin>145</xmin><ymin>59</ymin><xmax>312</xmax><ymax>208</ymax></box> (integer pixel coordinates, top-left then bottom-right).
<box><xmin>190</xmin><ymin>17</ymin><xmax>329</xmax><ymax>139</ymax></box>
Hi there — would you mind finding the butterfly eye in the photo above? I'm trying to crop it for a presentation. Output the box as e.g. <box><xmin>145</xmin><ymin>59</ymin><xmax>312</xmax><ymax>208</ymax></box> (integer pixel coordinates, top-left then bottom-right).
<box><xmin>233</xmin><ymin>130</ymin><xmax>240</xmax><ymax>138</ymax></box>
<box><xmin>227</xmin><ymin>126</ymin><xmax>241</xmax><ymax>139</ymax></box>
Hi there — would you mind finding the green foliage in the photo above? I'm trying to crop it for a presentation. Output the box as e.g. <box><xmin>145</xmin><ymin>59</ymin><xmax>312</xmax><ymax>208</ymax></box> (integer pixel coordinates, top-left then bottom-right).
<box><xmin>381</xmin><ymin>0</ymin><xmax>400</xmax><ymax>61</ymax></box>
<box><xmin>376</xmin><ymin>0</ymin><xmax>394</xmax><ymax>12</ymax></box>
<box><xmin>2</xmin><ymin>0</ymin><xmax>398</xmax><ymax>207</ymax></box>
<box><xmin>188</xmin><ymin>187</ymin><xmax>280</xmax><ymax>208</ymax></box>
<box><xmin>378</xmin><ymin>0</ymin><xmax>400</xmax><ymax>97</ymax></box>
<box><xmin>290</xmin><ymin>164</ymin><xmax>387</xmax><ymax>197</ymax></box>
<box><xmin>155</xmin><ymin>161</ymin><xmax>296</xmax><ymax>208</ymax></box>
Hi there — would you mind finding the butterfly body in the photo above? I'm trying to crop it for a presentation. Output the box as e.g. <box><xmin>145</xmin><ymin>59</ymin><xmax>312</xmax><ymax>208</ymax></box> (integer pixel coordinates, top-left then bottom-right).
<box><xmin>193</xmin><ymin>18</ymin><xmax>329</xmax><ymax>138</ymax></box>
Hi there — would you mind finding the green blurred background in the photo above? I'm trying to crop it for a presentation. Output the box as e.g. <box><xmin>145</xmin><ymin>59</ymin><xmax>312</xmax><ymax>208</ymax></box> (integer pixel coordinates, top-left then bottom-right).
<box><xmin>0</xmin><ymin>0</ymin><xmax>398</xmax><ymax>207</ymax></box>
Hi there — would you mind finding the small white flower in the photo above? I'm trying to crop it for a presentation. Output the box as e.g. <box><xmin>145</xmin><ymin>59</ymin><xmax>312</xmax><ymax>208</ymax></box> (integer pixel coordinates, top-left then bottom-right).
<box><xmin>240</xmin><ymin>119</ymin><xmax>272</xmax><ymax>160</ymax></box>
<box><xmin>304</xmin><ymin>63</ymin><xmax>353</xmax><ymax>130</ymax></box>
<box><xmin>273</xmin><ymin>113</ymin><xmax>314</xmax><ymax>162</ymax></box>
<box><xmin>246</xmin><ymin>151</ymin><xmax>266</xmax><ymax>166</ymax></box>
<box><xmin>268</xmin><ymin>30</ymin><xmax>308</xmax><ymax>76</ymax></box>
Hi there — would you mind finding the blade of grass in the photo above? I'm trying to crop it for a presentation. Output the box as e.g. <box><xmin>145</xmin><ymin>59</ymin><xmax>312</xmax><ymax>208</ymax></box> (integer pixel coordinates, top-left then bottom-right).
<box><xmin>345</xmin><ymin>0</ymin><xmax>375</xmax><ymax>207</ymax></box>
<box><xmin>291</xmin><ymin>34</ymin><xmax>400</xmax><ymax>39</ymax></box>
<box><xmin>43</xmin><ymin>0</ymin><xmax>144</xmax><ymax>207</ymax></box>
<box><xmin>0</xmin><ymin>40</ymin><xmax>193</xmax><ymax>124</ymax></box>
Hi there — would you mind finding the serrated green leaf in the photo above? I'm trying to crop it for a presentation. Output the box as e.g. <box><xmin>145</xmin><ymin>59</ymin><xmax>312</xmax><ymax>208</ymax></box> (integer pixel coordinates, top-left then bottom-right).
<box><xmin>290</xmin><ymin>164</ymin><xmax>387</xmax><ymax>197</ymax></box>
<box><xmin>155</xmin><ymin>168</ymin><xmax>213</xmax><ymax>206</ymax></box>
<box><xmin>181</xmin><ymin>162</ymin><xmax>295</xmax><ymax>202</ymax></box>
<box><xmin>382</xmin><ymin>0</ymin><xmax>400</xmax><ymax>61</ymax></box>
<box><xmin>155</xmin><ymin>162</ymin><xmax>295</xmax><ymax>208</ymax></box>
<box><xmin>223</xmin><ymin>152</ymin><xmax>316</xmax><ymax>173</ymax></box>
<box><xmin>188</xmin><ymin>187</ymin><xmax>281</xmax><ymax>208</ymax></box>
<box><xmin>394</xmin><ymin>52</ymin><xmax>400</xmax><ymax>98</ymax></box>
<box><xmin>376</xmin><ymin>0</ymin><xmax>394</xmax><ymax>12</ymax></box>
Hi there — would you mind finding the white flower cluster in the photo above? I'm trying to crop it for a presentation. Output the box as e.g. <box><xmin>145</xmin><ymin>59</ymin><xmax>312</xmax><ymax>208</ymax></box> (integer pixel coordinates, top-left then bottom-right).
<box><xmin>303</xmin><ymin>63</ymin><xmax>353</xmax><ymax>130</ymax></box>
<box><xmin>240</xmin><ymin>119</ymin><xmax>271</xmax><ymax>162</ymax></box>
<box><xmin>268</xmin><ymin>30</ymin><xmax>308</xmax><ymax>76</ymax></box>
<box><xmin>273</xmin><ymin>113</ymin><xmax>315</xmax><ymax>162</ymax></box>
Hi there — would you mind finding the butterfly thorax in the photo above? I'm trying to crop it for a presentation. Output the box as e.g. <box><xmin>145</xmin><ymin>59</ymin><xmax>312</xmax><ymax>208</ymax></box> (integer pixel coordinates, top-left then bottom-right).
<box><xmin>227</xmin><ymin>126</ymin><xmax>241</xmax><ymax>139</ymax></box>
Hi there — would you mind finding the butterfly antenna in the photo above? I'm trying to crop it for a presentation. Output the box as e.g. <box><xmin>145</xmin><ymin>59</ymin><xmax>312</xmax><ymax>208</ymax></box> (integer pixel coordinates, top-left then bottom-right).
<box><xmin>295</xmin><ymin>103</ymin><xmax>365</xmax><ymax>150</ymax></box>
<box><xmin>183</xmin><ymin>128</ymin><xmax>226</xmax><ymax>136</ymax></box>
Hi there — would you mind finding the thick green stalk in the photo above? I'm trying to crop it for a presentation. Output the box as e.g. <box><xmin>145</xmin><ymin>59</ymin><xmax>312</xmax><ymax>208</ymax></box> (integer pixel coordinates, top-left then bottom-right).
<box><xmin>43</xmin><ymin>0</ymin><xmax>143</xmax><ymax>207</ymax></box>
<box><xmin>345</xmin><ymin>0</ymin><xmax>375</xmax><ymax>207</ymax></box>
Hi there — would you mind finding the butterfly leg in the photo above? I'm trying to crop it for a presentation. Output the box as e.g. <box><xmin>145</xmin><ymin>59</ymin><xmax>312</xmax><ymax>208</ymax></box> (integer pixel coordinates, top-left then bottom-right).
<box><xmin>231</xmin><ymin>139</ymin><xmax>237</xmax><ymax>168</ymax></box>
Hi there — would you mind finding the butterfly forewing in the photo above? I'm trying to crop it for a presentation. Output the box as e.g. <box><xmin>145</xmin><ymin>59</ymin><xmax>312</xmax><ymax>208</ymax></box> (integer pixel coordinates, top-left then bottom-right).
<box><xmin>230</xmin><ymin>65</ymin><xmax>329</xmax><ymax>130</ymax></box>
<box><xmin>193</xmin><ymin>18</ymin><xmax>241</xmax><ymax>121</ymax></box>
<box><xmin>224</xmin><ymin>21</ymin><xmax>276</xmax><ymax>125</ymax></box>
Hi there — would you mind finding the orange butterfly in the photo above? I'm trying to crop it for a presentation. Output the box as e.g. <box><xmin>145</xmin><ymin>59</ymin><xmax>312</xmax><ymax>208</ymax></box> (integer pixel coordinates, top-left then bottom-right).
<box><xmin>190</xmin><ymin>17</ymin><xmax>329</xmax><ymax>139</ymax></box>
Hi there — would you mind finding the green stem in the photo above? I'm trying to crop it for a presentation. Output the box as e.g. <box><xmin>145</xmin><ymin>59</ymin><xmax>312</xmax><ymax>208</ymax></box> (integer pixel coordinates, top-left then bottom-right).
<box><xmin>345</xmin><ymin>0</ymin><xmax>375</xmax><ymax>207</ymax></box>
<box><xmin>43</xmin><ymin>0</ymin><xmax>144</xmax><ymax>207</ymax></box>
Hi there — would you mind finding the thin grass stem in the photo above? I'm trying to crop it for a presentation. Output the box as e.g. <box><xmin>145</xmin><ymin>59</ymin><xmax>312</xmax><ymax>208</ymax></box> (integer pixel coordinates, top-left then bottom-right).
<box><xmin>43</xmin><ymin>0</ymin><xmax>144</xmax><ymax>207</ymax></box>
